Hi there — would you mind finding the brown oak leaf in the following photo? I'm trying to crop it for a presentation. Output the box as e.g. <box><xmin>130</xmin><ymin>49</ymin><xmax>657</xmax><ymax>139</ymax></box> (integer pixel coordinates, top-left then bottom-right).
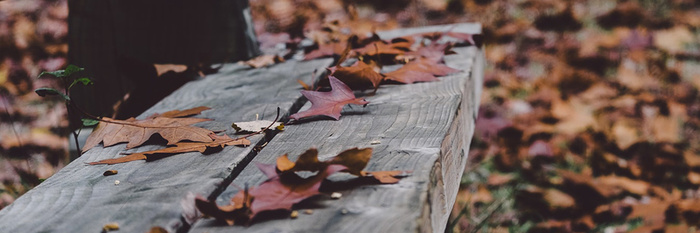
<box><xmin>289</xmin><ymin>75</ymin><xmax>369</xmax><ymax>120</ymax></box>
<box><xmin>82</xmin><ymin>107</ymin><xmax>214</xmax><ymax>152</ymax></box>
<box><xmin>328</xmin><ymin>61</ymin><xmax>384</xmax><ymax>90</ymax></box>
<box><xmin>87</xmin><ymin>133</ymin><xmax>250</xmax><ymax>165</ymax></box>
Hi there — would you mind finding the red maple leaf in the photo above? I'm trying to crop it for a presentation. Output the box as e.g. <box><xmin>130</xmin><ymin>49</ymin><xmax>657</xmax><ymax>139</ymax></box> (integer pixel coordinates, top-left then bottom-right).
<box><xmin>248</xmin><ymin>164</ymin><xmax>347</xmax><ymax>217</ymax></box>
<box><xmin>289</xmin><ymin>75</ymin><xmax>369</xmax><ymax>120</ymax></box>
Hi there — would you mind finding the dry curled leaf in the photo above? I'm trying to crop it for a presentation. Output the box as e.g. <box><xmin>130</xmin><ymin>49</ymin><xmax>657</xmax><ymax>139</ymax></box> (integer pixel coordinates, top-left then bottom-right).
<box><xmin>328</xmin><ymin>61</ymin><xmax>384</xmax><ymax>90</ymax></box>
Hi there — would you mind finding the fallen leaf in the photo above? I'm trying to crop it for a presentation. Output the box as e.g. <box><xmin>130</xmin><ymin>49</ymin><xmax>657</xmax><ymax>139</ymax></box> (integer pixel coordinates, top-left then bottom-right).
<box><xmin>148</xmin><ymin>226</ymin><xmax>169</xmax><ymax>233</ymax></box>
<box><xmin>400</xmin><ymin>43</ymin><xmax>453</xmax><ymax>63</ymax></box>
<box><xmin>362</xmin><ymin>170</ymin><xmax>405</xmax><ymax>184</ymax></box>
<box><xmin>289</xmin><ymin>76</ymin><xmax>369</xmax><ymax>120</ymax></box>
<box><xmin>654</xmin><ymin>26</ymin><xmax>695</xmax><ymax>54</ymax></box>
<box><xmin>87</xmin><ymin>133</ymin><xmax>250</xmax><ymax>165</ymax></box>
<box><xmin>383</xmin><ymin>65</ymin><xmax>437</xmax><ymax>84</ymax></box>
<box><xmin>487</xmin><ymin>173</ymin><xmax>514</xmax><ymax>186</ymax></box>
<box><xmin>148</xmin><ymin>106</ymin><xmax>210</xmax><ymax>119</ymax></box>
<box><xmin>103</xmin><ymin>170</ymin><xmax>118</xmax><ymax>176</ymax></box>
<box><xmin>248</xmin><ymin>164</ymin><xmax>347</xmax><ymax>217</ymax></box>
<box><xmin>154</xmin><ymin>64</ymin><xmax>188</xmax><ymax>76</ymax></box>
<box><xmin>82</xmin><ymin>107</ymin><xmax>215</xmax><ymax>152</ymax></box>
<box><xmin>328</xmin><ymin>61</ymin><xmax>384</xmax><ymax>90</ymax></box>
<box><xmin>598</xmin><ymin>176</ymin><xmax>650</xmax><ymax>196</ymax></box>
<box><xmin>390</xmin><ymin>58</ymin><xmax>460</xmax><ymax>79</ymax></box>
<box><xmin>195</xmin><ymin>196</ymin><xmax>249</xmax><ymax>226</ymax></box>
<box><xmin>528</xmin><ymin>140</ymin><xmax>554</xmax><ymax>157</ymax></box>
<box><xmin>304</xmin><ymin>41</ymin><xmax>347</xmax><ymax>60</ymax></box>
<box><xmin>276</xmin><ymin>147</ymin><xmax>373</xmax><ymax>176</ymax></box>
<box><xmin>543</xmin><ymin>188</ymin><xmax>576</xmax><ymax>209</ymax></box>
<box><xmin>627</xmin><ymin>198</ymin><xmax>669</xmax><ymax>229</ymax></box>
<box><xmin>445</xmin><ymin>32</ymin><xmax>476</xmax><ymax>45</ymax></box>
<box><xmin>231</xmin><ymin>120</ymin><xmax>282</xmax><ymax>133</ymax></box>
<box><xmin>242</xmin><ymin>55</ymin><xmax>285</xmax><ymax>68</ymax></box>
<box><xmin>102</xmin><ymin>223</ymin><xmax>119</xmax><ymax>232</ymax></box>
<box><xmin>353</xmin><ymin>41</ymin><xmax>410</xmax><ymax>57</ymax></box>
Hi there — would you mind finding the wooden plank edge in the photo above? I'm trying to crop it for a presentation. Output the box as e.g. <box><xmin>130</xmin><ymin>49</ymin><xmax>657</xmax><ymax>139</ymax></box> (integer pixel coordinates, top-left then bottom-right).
<box><xmin>420</xmin><ymin>47</ymin><xmax>484</xmax><ymax>233</ymax></box>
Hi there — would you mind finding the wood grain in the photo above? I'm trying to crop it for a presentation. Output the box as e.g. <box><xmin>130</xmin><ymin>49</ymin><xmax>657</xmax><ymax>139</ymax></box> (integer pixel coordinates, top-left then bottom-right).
<box><xmin>191</xmin><ymin>44</ymin><xmax>483</xmax><ymax>233</ymax></box>
<box><xmin>0</xmin><ymin>59</ymin><xmax>332</xmax><ymax>233</ymax></box>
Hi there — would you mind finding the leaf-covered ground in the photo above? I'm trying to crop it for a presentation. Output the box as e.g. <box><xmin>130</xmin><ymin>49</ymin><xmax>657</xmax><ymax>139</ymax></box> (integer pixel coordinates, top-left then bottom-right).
<box><xmin>2</xmin><ymin>1</ymin><xmax>700</xmax><ymax>232</ymax></box>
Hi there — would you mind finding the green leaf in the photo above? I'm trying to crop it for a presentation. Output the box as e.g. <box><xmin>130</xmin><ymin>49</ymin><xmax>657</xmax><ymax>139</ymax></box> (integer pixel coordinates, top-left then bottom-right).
<box><xmin>34</xmin><ymin>87</ymin><xmax>70</xmax><ymax>101</ymax></box>
<box><xmin>38</xmin><ymin>70</ymin><xmax>66</xmax><ymax>78</ymax></box>
<box><xmin>68</xmin><ymin>77</ymin><xmax>93</xmax><ymax>90</ymax></box>
<box><xmin>81</xmin><ymin>118</ymin><xmax>100</xmax><ymax>126</ymax></box>
<box><xmin>38</xmin><ymin>64</ymin><xmax>84</xmax><ymax>79</ymax></box>
<box><xmin>64</xmin><ymin>65</ymin><xmax>85</xmax><ymax>77</ymax></box>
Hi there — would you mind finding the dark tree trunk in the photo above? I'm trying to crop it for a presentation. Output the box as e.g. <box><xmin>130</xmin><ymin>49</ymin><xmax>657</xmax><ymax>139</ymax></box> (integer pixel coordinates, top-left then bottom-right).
<box><xmin>68</xmin><ymin>0</ymin><xmax>260</xmax><ymax>120</ymax></box>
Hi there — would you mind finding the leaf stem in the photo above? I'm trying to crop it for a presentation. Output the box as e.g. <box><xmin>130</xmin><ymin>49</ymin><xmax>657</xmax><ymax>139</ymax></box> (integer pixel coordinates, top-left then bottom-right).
<box><xmin>233</xmin><ymin>107</ymin><xmax>281</xmax><ymax>141</ymax></box>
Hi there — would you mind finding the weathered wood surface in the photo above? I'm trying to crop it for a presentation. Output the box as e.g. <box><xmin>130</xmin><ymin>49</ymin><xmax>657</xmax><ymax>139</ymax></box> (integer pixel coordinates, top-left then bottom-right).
<box><xmin>0</xmin><ymin>23</ymin><xmax>482</xmax><ymax>233</ymax></box>
<box><xmin>192</xmin><ymin>45</ymin><xmax>482</xmax><ymax>233</ymax></box>
<box><xmin>191</xmin><ymin>24</ymin><xmax>483</xmax><ymax>233</ymax></box>
<box><xmin>0</xmin><ymin>59</ymin><xmax>332</xmax><ymax>233</ymax></box>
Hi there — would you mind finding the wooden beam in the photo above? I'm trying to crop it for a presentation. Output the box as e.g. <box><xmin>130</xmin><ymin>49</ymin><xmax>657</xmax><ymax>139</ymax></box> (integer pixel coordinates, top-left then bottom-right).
<box><xmin>0</xmin><ymin>59</ymin><xmax>332</xmax><ymax>233</ymax></box>
<box><xmin>192</xmin><ymin>29</ymin><xmax>482</xmax><ymax>232</ymax></box>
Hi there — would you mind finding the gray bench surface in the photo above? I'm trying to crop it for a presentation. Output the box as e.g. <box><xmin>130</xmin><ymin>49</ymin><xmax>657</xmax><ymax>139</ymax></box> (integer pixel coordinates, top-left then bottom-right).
<box><xmin>0</xmin><ymin>23</ymin><xmax>482</xmax><ymax>233</ymax></box>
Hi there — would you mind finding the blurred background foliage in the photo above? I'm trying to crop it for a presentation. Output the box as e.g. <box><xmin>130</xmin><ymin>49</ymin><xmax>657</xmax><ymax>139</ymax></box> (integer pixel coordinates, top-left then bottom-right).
<box><xmin>1</xmin><ymin>0</ymin><xmax>700</xmax><ymax>232</ymax></box>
